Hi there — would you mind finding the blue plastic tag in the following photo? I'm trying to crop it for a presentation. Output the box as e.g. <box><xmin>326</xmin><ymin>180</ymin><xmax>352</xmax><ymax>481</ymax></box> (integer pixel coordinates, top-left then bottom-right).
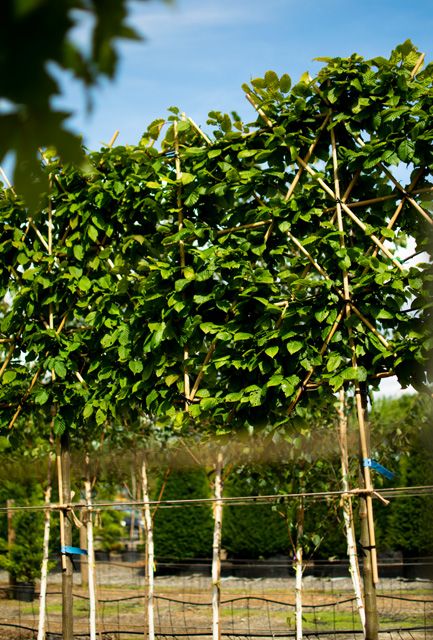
<box><xmin>61</xmin><ymin>545</ymin><xmax>88</xmax><ymax>556</ymax></box>
<box><xmin>363</xmin><ymin>458</ymin><xmax>395</xmax><ymax>480</ymax></box>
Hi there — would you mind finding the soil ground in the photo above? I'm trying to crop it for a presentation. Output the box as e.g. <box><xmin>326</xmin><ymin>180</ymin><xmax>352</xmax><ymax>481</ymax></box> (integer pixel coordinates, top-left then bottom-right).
<box><xmin>0</xmin><ymin>561</ymin><xmax>432</xmax><ymax>639</ymax></box>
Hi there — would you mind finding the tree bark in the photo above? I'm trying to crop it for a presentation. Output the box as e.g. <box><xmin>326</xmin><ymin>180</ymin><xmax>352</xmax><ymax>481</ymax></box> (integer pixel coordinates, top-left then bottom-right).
<box><xmin>212</xmin><ymin>451</ymin><xmax>224</xmax><ymax>640</ymax></box>
<box><xmin>79</xmin><ymin>508</ymin><xmax>89</xmax><ymax>588</ymax></box>
<box><xmin>337</xmin><ymin>389</ymin><xmax>366</xmax><ymax>634</ymax></box>
<box><xmin>142</xmin><ymin>458</ymin><xmax>155</xmax><ymax>640</ymax></box>
<box><xmin>294</xmin><ymin>499</ymin><xmax>304</xmax><ymax>640</ymax></box>
<box><xmin>6</xmin><ymin>499</ymin><xmax>15</xmax><ymax>592</ymax></box>
<box><xmin>84</xmin><ymin>459</ymin><xmax>97</xmax><ymax>640</ymax></box>
<box><xmin>58</xmin><ymin>430</ymin><xmax>74</xmax><ymax>640</ymax></box>
<box><xmin>37</xmin><ymin>485</ymin><xmax>51</xmax><ymax>640</ymax></box>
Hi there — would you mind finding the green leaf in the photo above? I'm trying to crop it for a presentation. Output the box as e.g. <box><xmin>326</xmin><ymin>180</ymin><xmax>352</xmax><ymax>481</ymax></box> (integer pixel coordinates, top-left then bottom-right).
<box><xmin>2</xmin><ymin>371</ymin><xmax>17</xmax><ymax>384</ymax></box>
<box><xmin>165</xmin><ymin>374</ymin><xmax>179</xmax><ymax>386</ymax></box>
<box><xmin>54</xmin><ymin>360</ymin><xmax>67</xmax><ymax>378</ymax></box>
<box><xmin>286</xmin><ymin>341</ymin><xmax>303</xmax><ymax>354</ymax></box>
<box><xmin>180</xmin><ymin>172</ymin><xmax>195</xmax><ymax>185</ymax></box>
<box><xmin>397</xmin><ymin>139</ymin><xmax>415</xmax><ymax>162</ymax></box>
<box><xmin>88</xmin><ymin>225</ymin><xmax>98</xmax><ymax>242</ymax></box>
<box><xmin>279</xmin><ymin>74</ymin><xmax>291</xmax><ymax>93</ymax></box>
<box><xmin>129</xmin><ymin>360</ymin><xmax>143</xmax><ymax>374</ymax></box>
<box><xmin>96</xmin><ymin>408</ymin><xmax>106</xmax><ymax>426</ymax></box>
<box><xmin>34</xmin><ymin>388</ymin><xmax>49</xmax><ymax>405</ymax></box>
<box><xmin>53</xmin><ymin>415</ymin><xmax>66</xmax><ymax>436</ymax></box>
<box><xmin>265</xmin><ymin>345</ymin><xmax>279</xmax><ymax>358</ymax></box>
<box><xmin>326</xmin><ymin>353</ymin><xmax>342</xmax><ymax>373</ymax></box>
<box><xmin>267</xmin><ymin>374</ymin><xmax>284</xmax><ymax>387</ymax></box>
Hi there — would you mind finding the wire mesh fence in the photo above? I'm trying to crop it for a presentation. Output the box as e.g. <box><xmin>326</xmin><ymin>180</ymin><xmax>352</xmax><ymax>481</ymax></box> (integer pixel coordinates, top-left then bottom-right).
<box><xmin>0</xmin><ymin>558</ymin><xmax>432</xmax><ymax>640</ymax></box>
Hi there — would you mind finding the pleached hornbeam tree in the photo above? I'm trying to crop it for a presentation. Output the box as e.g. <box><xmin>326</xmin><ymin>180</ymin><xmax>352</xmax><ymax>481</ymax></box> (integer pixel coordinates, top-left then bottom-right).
<box><xmin>0</xmin><ymin>40</ymin><xmax>432</xmax><ymax>640</ymax></box>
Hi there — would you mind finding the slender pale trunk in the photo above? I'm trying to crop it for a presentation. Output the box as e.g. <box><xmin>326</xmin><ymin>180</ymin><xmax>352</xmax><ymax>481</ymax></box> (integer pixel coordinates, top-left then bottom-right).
<box><xmin>357</xmin><ymin>385</ymin><xmax>379</xmax><ymax>640</ymax></box>
<box><xmin>58</xmin><ymin>430</ymin><xmax>73</xmax><ymax>640</ymax></box>
<box><xmin>141</xmin><ymin>458</ymin><xmax>155</xmax><ymax>640</ymax></box>
<box><xmin>6</xmin><ymin>499</ymin><xmax>15</xmax><ymax>592</ymax></box>
<box><xmin>294</xmin><ymin>499</ymin><xmax>304</xmax><ymax>640</ymax></box>
<box><xmin>85</xmin><ymin>458</ymin><xmax>97</xmax><ymax>640</ymax></box>
<box><xmin>37</xmin><ymin>484</ymin><xmax>51</xmax><ymax>640</ymax></box>
<box><xmin>79</xmin><ymin>509</ymin><xmax>89</xmax><ymax>588</ymax></box>
<box><xmin>212</xmin><ymin>452</ymin><xmax>224</xmax><ymax>640</ymax></box>
<box><xmin>337</xmin><ymin>389</ymin><xmax>366</xmax><ymax>634</ymax></box>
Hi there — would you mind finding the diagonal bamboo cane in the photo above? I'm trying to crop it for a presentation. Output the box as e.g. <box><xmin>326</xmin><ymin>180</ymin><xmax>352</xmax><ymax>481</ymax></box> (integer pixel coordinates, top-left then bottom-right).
<box><xmin>331</xmin><ymin>128</ymin><xmax>379</xmax><ymax>587</ymax></box>
<box><xmin>174</xmin><ymin>120</ymin><xmax>190</xmax><ymax>408</ymax></box>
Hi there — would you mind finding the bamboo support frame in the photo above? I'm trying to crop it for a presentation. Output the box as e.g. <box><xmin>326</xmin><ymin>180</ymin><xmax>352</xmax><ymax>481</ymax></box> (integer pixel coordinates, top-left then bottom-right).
<box><xmin>174</xmin><ymin>120</ymin><xmax>190</xmax><ymax>407</ymax></box>
<box><xmin>331</xmin><ymin>129</ymin><xmax>379</xmax><ymax>590</ymax></box>
<box><xmin>285</xmin><ymin>229</ymin><xmax>390</xmax><ymax>350</ymax></box>
<box><xmin>354</xmin><ymin>136</ymin><xmax>433</xmax><ymax>227</ymax></box>
<box><xmin>246</xmin><ymin>91</ymin><xmax>404</xmax><ymax>272</ymax></box>
<box><xmin>295</xmin><ymin>154</ymin><xmax>405</xmax><ymax>272</ymax></box>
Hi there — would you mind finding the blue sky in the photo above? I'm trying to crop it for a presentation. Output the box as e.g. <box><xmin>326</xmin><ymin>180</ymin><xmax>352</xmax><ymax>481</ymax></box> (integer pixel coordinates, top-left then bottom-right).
<box><xmin>60</xmin><ymin>0</ymin><xmax>433</xmax><ymax>150</ymax></box>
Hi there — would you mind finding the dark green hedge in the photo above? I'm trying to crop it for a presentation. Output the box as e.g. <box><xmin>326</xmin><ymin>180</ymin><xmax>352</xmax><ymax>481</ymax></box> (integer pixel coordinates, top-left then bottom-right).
<box><xmin>153</xmin><ymin>468</ymin><xmax>213</xmax><ymax>559</ymax></box>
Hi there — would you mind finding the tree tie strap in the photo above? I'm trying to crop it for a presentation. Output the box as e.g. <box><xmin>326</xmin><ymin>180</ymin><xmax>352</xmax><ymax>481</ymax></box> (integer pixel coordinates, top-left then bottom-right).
<box><xmin>363</xmin><ymin>458</ymin><xmax>395</xmax><ymax>480</ymax></box>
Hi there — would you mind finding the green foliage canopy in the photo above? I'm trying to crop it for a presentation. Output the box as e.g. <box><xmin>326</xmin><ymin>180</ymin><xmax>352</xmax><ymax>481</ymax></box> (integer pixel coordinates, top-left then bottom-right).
<box><xmin>0</xmin><ymin>41</ymin><xmax>432</xmax><ymax>440</ymax></box>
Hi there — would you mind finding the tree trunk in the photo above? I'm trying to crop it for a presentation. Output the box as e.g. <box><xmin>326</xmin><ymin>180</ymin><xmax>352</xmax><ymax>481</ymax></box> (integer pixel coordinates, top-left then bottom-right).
<box><xmin>294</xmin><ymin>499</ymin><xmax>304</xmax><ymax>640</ymax></box>
<box><xmin>37</xmin><ymin>485</ymin><xmax>51</xmax><ymax>640</ymax></box>
<box><xmin>6</xmin><ymin>499</ymin><xmax>15</xmax><ymax>593</ymax></box>
<box><xmin>141</xmin><ymin>458</ymin><xmax>155</xmax><ymax>640</ymax></box>
<box><xmin>212</xmin><ymin>451</ymin><xmax>224</xmax><ymax>640</ymax></box>
<box><xmin>337</xmin><ymin>389</ymin><xmax>366</xmax><ymax>634</ymax></box>
<box><xmin>79</xmin><ymin>508</ymin><xmax>89</xmax><ymax>588</ymax></box>
<box><xmin>356</xmin><ymin>384</ymin><xmax>379</xmax><ymax>640</ymax></box>
<box><xmin>58</xmin><ymin>430</ymin><xmax>74</xmax><ymax>640</ymax></box>
<box><xmin>84</xmin><ymin>462</ymin><xmax>97</xmax><ymax>640</ymax></box>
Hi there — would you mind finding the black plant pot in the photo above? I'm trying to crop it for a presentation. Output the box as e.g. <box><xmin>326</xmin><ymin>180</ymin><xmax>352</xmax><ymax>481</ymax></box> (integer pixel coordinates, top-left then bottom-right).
<box><xmin>13</xmin><ymin>581</ymin><xmax>35</xmax><ymax>602</ymax></box>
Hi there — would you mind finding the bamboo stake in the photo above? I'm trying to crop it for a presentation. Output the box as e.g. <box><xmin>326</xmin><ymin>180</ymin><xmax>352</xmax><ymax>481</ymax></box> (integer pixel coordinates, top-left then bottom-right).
<box><xmin>362</xmin><ymin>169</ymin><xmax>424</xmax><ymax>272</ymax></box>
<box><xmin>29</xmin><ymin>220</ymin><xmax>50</xmax><ymax>252</ymax></box>
<box><xmin>189</xmin><ymin>341</ymin><xmax>217</xmax><ymax>403</ymax></box>
<box><xmin>0</xmin><ymin>166</ymin><xmax>14</xmax><ymax>191</ymax></box>
<box><xmin>410</xmin><ymin>52</ymin><xmax>425</xmax><ymax>79</ymax></box>
<box><xmin>85</xmin><ymin>455</ymin><xmax>97</xmax><ymax>640</ymax></box>
<box><xmin>174</xmin><ymin>120</ymin><xmax>190</xmax><ymax>407</ymax></box>
<box><xmin>0</xmin><ymin>342</ymin><xmax>16</xmax><ymax>380</ymax></box>
<box><xmin>212</xmin><ymin>451</ymin><xmax>224</xmax><ymax>640</ymax></box>
<box><xmin>331</xmin><ymin>129</ymin><xmax>380</xmax><ymax>630</ymax></box>
<box><xmin>37</xmin><ymin>449</ymin><xmax>53</xmax><ymax>640</ymax></box>
<box><xmin>187</xmin><ymin>117</ymin><xmax>212</xmax><ymax>145</ymax></box>
<box><xmin>337</xmin><ymin>389</ymin><xmax>366</xmax><ymax>635</ymax></box>
<box><xmin>283</xmin><ymin>111</ymin><xmax>332</xmax><ymax>203</ymax></box>
<box><xmin>141</xmin><ymin>457</ymin><xmax>155</xmax><ymax>640</ymax></box>
<box><xmin>107</xmin><ymin>130</ymin><xmax>120</xmax><ymax>148</ymax></box>
<box><xmin>217</xmin><ymin>219</ymin><xmax>272</xmax><ymax>236</ymax></box>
